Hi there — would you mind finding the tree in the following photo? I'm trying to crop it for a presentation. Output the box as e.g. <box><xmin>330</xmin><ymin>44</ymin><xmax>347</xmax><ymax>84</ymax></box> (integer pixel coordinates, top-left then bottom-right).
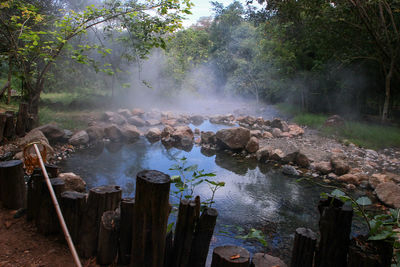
<box><xmin>0</xmin><ymin>0</ymin><xmax>192</xmax><ymax>125</ymax></box>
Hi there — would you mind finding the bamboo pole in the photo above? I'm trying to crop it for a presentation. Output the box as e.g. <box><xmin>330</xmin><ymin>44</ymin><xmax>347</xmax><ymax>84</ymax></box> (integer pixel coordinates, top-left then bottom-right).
<box><xmin>33</xmin><ymin>144</ymin><xmax>82</xmax><ymax>267</ymax></box>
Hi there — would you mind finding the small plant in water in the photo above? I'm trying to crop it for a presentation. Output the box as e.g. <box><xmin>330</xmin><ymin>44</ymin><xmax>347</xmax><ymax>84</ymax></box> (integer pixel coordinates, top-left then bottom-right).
<box><xmin>220</xmin><ymin>225</ymin><xmax>268</xmax><ymax>248</ymax></box>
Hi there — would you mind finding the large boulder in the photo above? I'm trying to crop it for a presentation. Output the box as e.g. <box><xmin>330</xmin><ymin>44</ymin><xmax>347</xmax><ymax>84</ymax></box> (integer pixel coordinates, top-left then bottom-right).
<box><xmin>104</xmin><ymin>124</ymin><xmax>123</xmax><ymax>142</ymax></box>
<box><xmin>296</xmin><ymin>152</ymin><xmax>310</xmax><ymax>168</ymax></box>
<box><xmin>121</xmin><ymin>125</ymin><xmax>141</xmax><ymax>142</ymax></box>
<box><xmin>331</xmin><ymin>155</ymin><xmax>350</xmax><ymax>175</ymax></box>
<box><xmin>146</xmin><ymin>119</ymin><xmax>161</xmax><ymax>126</ymax></box>
<box><xmin>271</xmin><ymin>119</ymin><xmax>289</xmax><ymax>132</ymax></box>
<box><xmin>251</xmin><ymin>253</ymin><xmax>287</xmax><ymax>267</ymax></box>
<box><xmin>103</xmin><ymin>111</ymin><xmax>126</xmax><ymax>125</ymax></box>
<box><xmin>117</xmin><ymin>108</ymin><xmax>132</xmax><ymax>118</ymax></box>
<box><xmin>375</xmin><ymin>182</ymin><xmax>400</xmax><ymax>208</ymax></box>
<box><xmin>146</xmin><ymin>128</ymin><xmax>162</xmax><ymax>143</ymax></box>
<box><xmin>131</xmin><ymin>108</ymin><xmax>145</xmax><ymax>117</ymax></box>
<box><xmin>86</xmin><ymin>126</ymin><xmax>104</xmax><ymax>142</ymax></box>
<box><xmin>36</xmin><ymin>124</ymin><xmax>66</xmax><ymax>144</ymax></box>
<box><xmin>128</xmin><ymin>116</ymin><xmax>146</xmax><ymax>127</ymax></box>
<box><xmin>314</xmin><ymin>161</ymin><xmax>332</xmax><ymax>174</ymax></box>
<box><xmin>369</xmin><ymin>172</ymin><xmax>400</xmax><ymax>189</ymax></box>
<box><xmin>58</xmin><ymin>172</ymin><xmax>86</xmax><ymax>192</ymax></box>
<box><xmin>282</xmin><ymin>165</ymin><xmax>300</xmax><ymax>176</ymax></box>
<box><xmin>270</xmin><ymin>149</ymin><xmax>284</xmax><ymax>162</ymax></box>
<box><xmin>69</xmin><ymin>130</ymin><xmax>89</xmax><ymax>146</ymax></box>
<box><xmin>337</xmin><ymin>173</ymin><xmax>361</xmax><ymax>185</ymax></box>
<box><xmin>190</xmin><ymin>115</ymin><xmax>204</xmax><ymax>125</ymax></box>
<box><xmin>201</xmin><ymin>131</ymin><xmax>216</xmax><ymax>145</ymax></box>
<box><xmin>262</xmin><ymin>131</ymin><xmax>273</xmax><ymax>139</ymax></box>
<box><xmin>18</xmin><ymin>129</ymin><xmax>54</xmax><ymax>156</ymax></box>
<box><xmin>288</xmin><ymin>124</ymin><xmax>304</xmax><ymax>136</ymax></box>
<box><xmin>245</xmin><ymin>137</ymin><xmax>259</xmax><ymax>153</ymax></box>
<box><xmin>272</xmin><ymin>128</ymin><xmax>282</xmax><ymax>138</ymax></box>
<box><xmin>161</xmin><ymin>125</ymin><xmax>174</xmax><ymax>139</ymax></box>
<box><xmin>216</xmin><ymin>127</ymin><xmax>250</xmax><ymax>150</ymax></box>
<box><xmin>170</xmin><ymin>126</ymin><xmax>194</xmax><ymax>149</ymax></box>
<box><xmin>256</xmin><ymin>146</ymin><xmax>272</xmax><ymax>162</ymax></box>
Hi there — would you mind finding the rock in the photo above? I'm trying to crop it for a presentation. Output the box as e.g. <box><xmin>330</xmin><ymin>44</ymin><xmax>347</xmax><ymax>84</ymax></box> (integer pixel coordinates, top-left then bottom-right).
<box><xmin>256</xmin><ymin>146</ymin><xmax>272</xmax><ymax>162</ymax></box>
<box><xmin>270</xmin><ymin>149</ymin><xmax>284</xmax><ymax>161</ymax></box>
<box><xmin>128</xmin><ymin>116</ymin><xmax>146</xmax><ymax>127</ymax></box>
<box><xmin>201</xmin><ymin>131</ymin><xmax>216</xmax><ymax>145</ymax></box>
<box><xmin>103</xmin><ymin>112</ymin><xmax>126</xmax><ymax>125</ymax></box>
<box><xmin>131</xmin><ymin>108</ymin><xmax>145</xmax><ymax>117</ymax></box>
<box><xmin>237</xmin><ymin>115</ymin><xmax>256</xmax><ymax>126</ymax></box>
<box><xmin>190</xmin><ymin>115</ymin><xmax>204</xmax><ymax>125</ymax></box>
<box><xmin>209</xmin><ymin>115</ymin><xmax>234</xmax><ymax>125</ymax></box>
<box><xmin>315</xmin><ymin>161</ymin><xmax>332</xmax><ymax>174</ymax></box>
<box><xmin>63</xmin><ymin>129</ymin><xmax>73</xmax><ymax>140</ymax></box>
<box><xmin>36</xmin><ymin>124</ymin><xmax>66</xmax><ymax>144</ymax></box>
<box><xmin>102</xmin><ymin>111</ymin><xmax>115</xmax><ymax>121</ymax></box>
<box><xmin>271</xmin><ymin>118</ymin><xmax>289</xmax><ymax>132</ymax></box>
<box><xmin>146</xmin><ymin>119</ymin><xmax>161</xmax><ymax>126</ymax></box>
<box><xmin>282</xmin><ymin>165</ymin><xmax>299</xmax><ymax>176</ymax></box>
<box><xmin>86</xmin><ymin>126</ymin><xmax>104</xmax><ymax>142</ymax></box>
<box><xmin>18</xmin><ymin>129</ymin><xmax>54</xmax><ymax>155</ymax></box>
<box><xmin>369</xmin><ymin>173</ymin><xmax>397</xmax><ymax>189</ymax></box>
<box><xmin>365</xmin><ymin>149</ymin><xmax>379</xmax><ymax>159</ymax></box>
<box><xmin>170</xmin><ymin>126</ymin><xmax>194</xmax><ymax>148</ymax></box>
<box><xmin>288</xmin><ymin>124</ymin><xmax>304</xmax><ymax>136</ymax></box>
<box><xmin>272</xmin><ymin>128</ymin><xmax>282</xmax><ymax>138</ymax></box>
<box><xmin>324</xmin><ymin>115</ymin><xmax>344</xmax><ymax>127</ymax></box>
<box><xmin>375</xmin><ymin>182</ymin><xmax>400</xmax><ymax>208</ymax></box>
<box><xmin>251</xmin><ymin>253</ymin><xmax>287</xmax><ymax>267</ymax></box>
<box><xmin>327</xmin><ymin>172</ymin><xmax>337</xmax><ymax>179</ymax></box>
<box><xmin>117</xmin><ymin>108</ymin><xmax>132</xmax><ymax>118</ymax></box>
<box><xmin>58</xmin><ymin>172</ymin><xmax>86</xmax><ymax>192</ymax></box>
<box><xmin>69</xmin><ymin>130</ymin><xmax>89</xmax><ymax>146</ymax></box>
<box><xmin>262</xmin><ymin>131</ymin><xmax>273</xmax><ymax>139</ymax></box>
<box><xmin>296</xmin><ymin>152</ymin><xmax>310</xmax><ymax>168</ymax></box>
<box><xmin>245</xmin><ymin>137</ymin><xmax>259</xmax><ymax>153</ymax></box>
<box><xmin>346</xmin><ymin>184</ymin><xmax>356</xmax><ymax>190</ymax></box>
<box><xmin>146</xmin><ymin>128</ymin><xmax>162</xmax><ymax>143</ymax></box>
<box><xmin>104</xmin><ymin>124</ymin><xmax>123</xmax><ymax>142</ymax></box>
<box><xmin>331</xmin><ymin>156</ymin><xmax>350</xmax><ymax>175</ymax></box>
<box><xmin>337</xmin><ymin>174</ymin><xmax>360</xmax><ymax>185</ymax></box>
<box><xmin>194</xmin><ymin>128</ymin><xmax>200</xmax><ymax>135</ymax></box>
<box><xmin>250</xmin><ymin>130</ymin><xmax>262</xmax><ymax>138</ymax></box>
<box><xmin>161</xmin><ymin>125</ymin><xmax>174</xmax><ymax>139</ymax></box>
<box><xmin>162</xmin><ymin>118</ymin><xmax>178</xmax><ymax>127</ymax></box>
<box><xmin>216</xmin><ymin>127</ymin><xmax>251</xmax><ymax>150</ymax></box>
<box><xmin>121</xmin><ymin>125</ymin><xmax>141</xmax><ymax>142</ymax></box>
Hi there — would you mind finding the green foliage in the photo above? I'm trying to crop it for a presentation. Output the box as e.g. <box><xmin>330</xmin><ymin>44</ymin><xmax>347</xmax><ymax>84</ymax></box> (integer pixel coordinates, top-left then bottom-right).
<box><xmin>221</xmin><ymin>224</ymin><xmax>268</xmax><ymax>248</ymax></box>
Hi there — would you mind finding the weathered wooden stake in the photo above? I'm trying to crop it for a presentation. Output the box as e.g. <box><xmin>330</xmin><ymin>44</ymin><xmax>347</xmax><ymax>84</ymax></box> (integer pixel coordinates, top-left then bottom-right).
<box><xmin>290</xmin><ymin>227</ymin><xmax>317</xmax><ymax>267</ymax></box>
<box><xmin>314</xmin><ymin>197</ymin><xmax>353</xmax><ymax>267</ymax></box>
<box><xmin>211</xmin><ymin>246</ymin><xmax>250</xmax><ymax>267</ymax></box>
<box><xmin>60</xmin><ymin>191</ymin><xmax>87</xmax><ymax>245</ymax></box>
<box><xmin>130</xmin><ymin>170</ymin><xmax>171</xmax><ymax>267</ymax></box>
<box><xmin>35</xmin><ymin>178</ymin><xmax>65</xmax><ymax>235</ymax></box>
<box><xmin>189</xmin><ymin>207</ymin><xmax>218</xmax><ymax>267</ymax></box>
<box><xmin>3</xmin><ymin>111</ymin><xmax>15</xmax><ymax>139</ymax></box>
<box><xmin>251</xmin><ymin>253</ymin><xmax>288</xmax><ymax>267</ymax></box>
<box><xmin>164</xmin><ymin>230</ymin><xmax>173</xmax><ymax>267</ymax></box>
<box><xmin>118</xmin><ymin>198</ymin><xmax>135</xmax><ymax>265</ymax></box>
<box><xmin>16</xmin><ymin>102</ymin><xmax>28</xmax><ymax>136</ymax></box>
<box><xmin>97</xmin><ymin>210</ymin><xmax>120</xmax><ymax>266</ymax></box>
<box><xmin>0</xmin><ymin>160</ymin><xmax>26</xmax><ymax>209</ymax></box>
<box><xmin>0</xmin><ymin>113</ymin><xmax>7</xmax><ymax>142</ymax></box>
<box><xmin>79</xmin><ymin>185</ymin><xmax>121</xmax><ymax>258</ymax></box>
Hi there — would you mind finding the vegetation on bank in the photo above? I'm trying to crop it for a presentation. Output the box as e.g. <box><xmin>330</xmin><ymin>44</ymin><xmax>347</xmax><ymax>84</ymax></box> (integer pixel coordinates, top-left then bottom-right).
<box><xmin>276</xmin><ymin>103</ymin><xmax>400</xmax><ymax>149</ymax></box>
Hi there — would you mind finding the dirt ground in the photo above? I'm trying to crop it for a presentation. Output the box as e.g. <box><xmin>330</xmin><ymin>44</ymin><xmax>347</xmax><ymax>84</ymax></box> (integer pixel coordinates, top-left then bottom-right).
<box><xmin>0</xmin><ymin>206</ymin><xmax>81</xmax><ymax>267</ymax></box>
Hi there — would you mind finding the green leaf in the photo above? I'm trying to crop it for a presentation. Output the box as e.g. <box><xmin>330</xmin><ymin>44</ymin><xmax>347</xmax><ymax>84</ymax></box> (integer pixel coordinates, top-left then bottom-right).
<box><xmin>368</xmin><ymin>230</ymin><xmax>394</xmax><ymax>241</ymax></box>
<box><xmin>331</xmin><ymin>189</ymin><xmax>345</xmax><ymax>197</ymax></box>
<box><xmin>356</xmin><ymin>197</ymin><xmax>372</xmax><ymax>206</ymax></box>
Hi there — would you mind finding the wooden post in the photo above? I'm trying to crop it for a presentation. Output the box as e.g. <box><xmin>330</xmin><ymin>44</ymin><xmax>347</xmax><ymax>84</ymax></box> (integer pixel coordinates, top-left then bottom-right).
<box><xmin>348</xmin><ymin>237</ymin><xmax>393</xmax><ymax>267</ymax></box>
<box><xmin>211</xmin><ymin>246</ymin><xmax>250</xmax><ymax>267</ymax></box>
<box><xmin>164</xmin><ymin>230</ymin><xmax>173</xmax><ymax>267</ymax></box>
<box><xmin>314</xmin><ymin>197</ymin><xmax>353</xmax><ymax>267</ymax></box>
<box><xmin>60</xmin><ymin>191</ymin><xmax>87</xmax><ymax>245</ymax></box>
<box><xmin>0</xmin><ymin>113</ymin><xmax>7</xmax><ymax>142</ymax></box>
<box><xmin>97</xmin><ymin>210</ymin><xmax>120</xmax><ymax>266</ymax></box>
<box><xmin>130</xmin><ymin>170</ymin><xmax>171</xmax><ymax>267</ymax></box>
<box><xmin>35</xmin><ymin>178</ymin><xmax>66</xmax><ymax>235</ymax></box>
<box><xmin>118</xmin><ymin>198</ymin><xmax>135</xmax><ymax>265</ymax></box>
<box><xmin>172</xmin><ymin>199</ymin><xmax>199</xmax><ymax>267</ymax></box>
<box><xmin>16</xmin><ymin>102</ymin><xmax>28</xmax><ymax>137</ymax></box>
<box><xmin>251</xmin><ymin>253</ymin><xmax>287</xmax><ymax>267</ymax></box>
<box><xmin>348</xmin><ymin>244</ymin><xmax>381</xmax><ymax>267</ymax></box>
<box><xmin>291</xmin><ymin>228</ymin><xmax>317</xmax><ymax>267</ymax></box>
<box><xmin>3</xmin><ymin>111</ymin><xmax>15</xmax><ymax>139</ymax></box>
<box><xmin>79</xmin><ymin>185</ymin><xmax>122</xmax><ymax>258</ymax></box>
<box><xmin>0</xmin><ymin>160</ymin><xmax>26</xmax><ymax>209</ymax></box>
<box><xmin>189</xmin><ymin>207</ymin><xmax>218</xmax><ymax>267</ymax></box>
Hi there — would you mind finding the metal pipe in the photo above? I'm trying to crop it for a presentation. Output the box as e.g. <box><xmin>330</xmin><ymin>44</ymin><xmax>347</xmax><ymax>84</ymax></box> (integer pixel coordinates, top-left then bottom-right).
<box><xmin>33</xmin><ymin>144</ymin><xmax>82</xmax><ymax>267</ymax></box>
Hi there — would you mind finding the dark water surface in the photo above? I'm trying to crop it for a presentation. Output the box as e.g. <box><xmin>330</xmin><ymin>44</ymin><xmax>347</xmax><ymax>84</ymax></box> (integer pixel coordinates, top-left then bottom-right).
<box><xmin>59</xmin><ymin>121</ymin><xmax>328</xmax><ymax>264</ymax></box>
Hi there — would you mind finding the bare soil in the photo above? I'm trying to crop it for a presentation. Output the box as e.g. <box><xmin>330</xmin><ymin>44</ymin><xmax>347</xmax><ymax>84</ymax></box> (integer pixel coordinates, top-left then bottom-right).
<box><xmin>0</xmin><ymin>206</ymin><xmax>82</xmax><ymax>267</ymax></box>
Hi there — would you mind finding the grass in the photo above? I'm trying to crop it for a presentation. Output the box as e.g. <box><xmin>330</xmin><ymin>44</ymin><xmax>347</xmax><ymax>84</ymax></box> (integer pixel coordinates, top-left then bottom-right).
<box><xmin>275</xmin><ymin>103</ymin><xmax>400</xmax><ymax>149</ymax></box>
<box><xmin>38</xmin><ymin>106</ymin><xmax>99</xmax><ymax>130</ymax></box>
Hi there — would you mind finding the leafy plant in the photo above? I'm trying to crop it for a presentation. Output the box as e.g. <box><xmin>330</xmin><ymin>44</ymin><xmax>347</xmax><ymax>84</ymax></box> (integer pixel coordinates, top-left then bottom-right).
<box><xmin>220</xmin><ymin>225</ymin><xmax>268</xmax><ymax>248</ymax></box>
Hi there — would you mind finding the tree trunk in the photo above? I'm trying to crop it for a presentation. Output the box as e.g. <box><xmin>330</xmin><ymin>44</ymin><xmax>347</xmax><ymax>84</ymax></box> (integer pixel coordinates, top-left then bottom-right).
<box><xmin>118</xmin><ymin>198</ymin><xmax>135</xmax><ymax>265</ymax></box>
<box><xmin>97</xmin><ymin>210</ymin><xmax>120</xmax><ymax>266</ymax></box>
<box><xmin>26</xmin><ymin>81</ymin><xmax>42</xmax><ymax>128</ymax></box>
<box><xmin>7</xmin><ymin>56</ymin><xmax>12</xmax><ymax>104</ymax></box>
<box><xmin>211</xmin><ymin>246</ymin><xmax>250</xmax><ymax>267</ymax></box>
<box><xmin>0</xmin><ymin>160</ymin><xmax>26</xmax><ymax>210</ymax></box>
<box><xmin>381</xmin><ymin>61</ymin><xmax>394</xmax><ymax>122</ymax></box>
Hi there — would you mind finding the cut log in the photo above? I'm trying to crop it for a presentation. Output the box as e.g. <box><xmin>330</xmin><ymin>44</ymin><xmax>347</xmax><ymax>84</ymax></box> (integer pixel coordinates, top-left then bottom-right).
<box><xmin>172</xmin><ymin>199</ymin><xmax>199</xmax><ymax>267</ymax></box>
<box><xmin>314</xmin><ymin>197</ymin><xmax>353</xmax><ymax>267</ymax></box>
<box><xmin>3</xmin><ymin>111</ymin><xmax>15</xmax><ymax>139</ymax></box>
<box><xmin>79</xmin><ymin>185</ymin><xmax>121</xmax><ymax>258</ymax></box>
<box><xmin>35</xmin><ymin>178</ymin><xmax>65</xmax><ymax>235</ymax></box>
<box><xmin>251</xmin><ymin>253</ymin><xmax>287</xmax><ymax>267</ymax></box>
<box><xmin>189</xmin><ymin>207</ymin><xmax>218</xmax><ymax>267</ymax></box>
<box><xmin>27</xmin><ymin>173</ymin><xmax>44</xmax><ymax>221</ymax></box>
<box><xmin>290</xmin><ymin>228</ymin><xmax>317</xmax><ymax>267</ymax></box>
<box><xmin>0</xmin><ymin>113</ymin><xmax>7</xmax><ymax>142</ymax></box>
<box><xmin>60</xmin><ymin>191</ymin><xmax>87</xmax><ymax>245</ymax></box>
<box><xmin>0</xmin><ymin>160</ymin><xmax>26</xmax><ymax>209</ymax></box>
<box><xmin>16</xmin><ymin>102</ymin><xmax>28</xmax><ymax>137</ymax></box>
<box><xmin>130</xmin><ymin>170</ymin><xmax>171</xmax><ymax>267</ymax></box>
<box><xmin>118</xmin><ymin>198</ymin><xmax>135</xmax><ymax>265</ymax></box>
<box><xmin>97</xmin><ymin>210</ymin><xmax>120</xmax><ymax>266</ymax></box>
<box><xmin>211</xmin><ymin>246</ymin><xmax>250</xmax><ymax>267</ymax></box>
